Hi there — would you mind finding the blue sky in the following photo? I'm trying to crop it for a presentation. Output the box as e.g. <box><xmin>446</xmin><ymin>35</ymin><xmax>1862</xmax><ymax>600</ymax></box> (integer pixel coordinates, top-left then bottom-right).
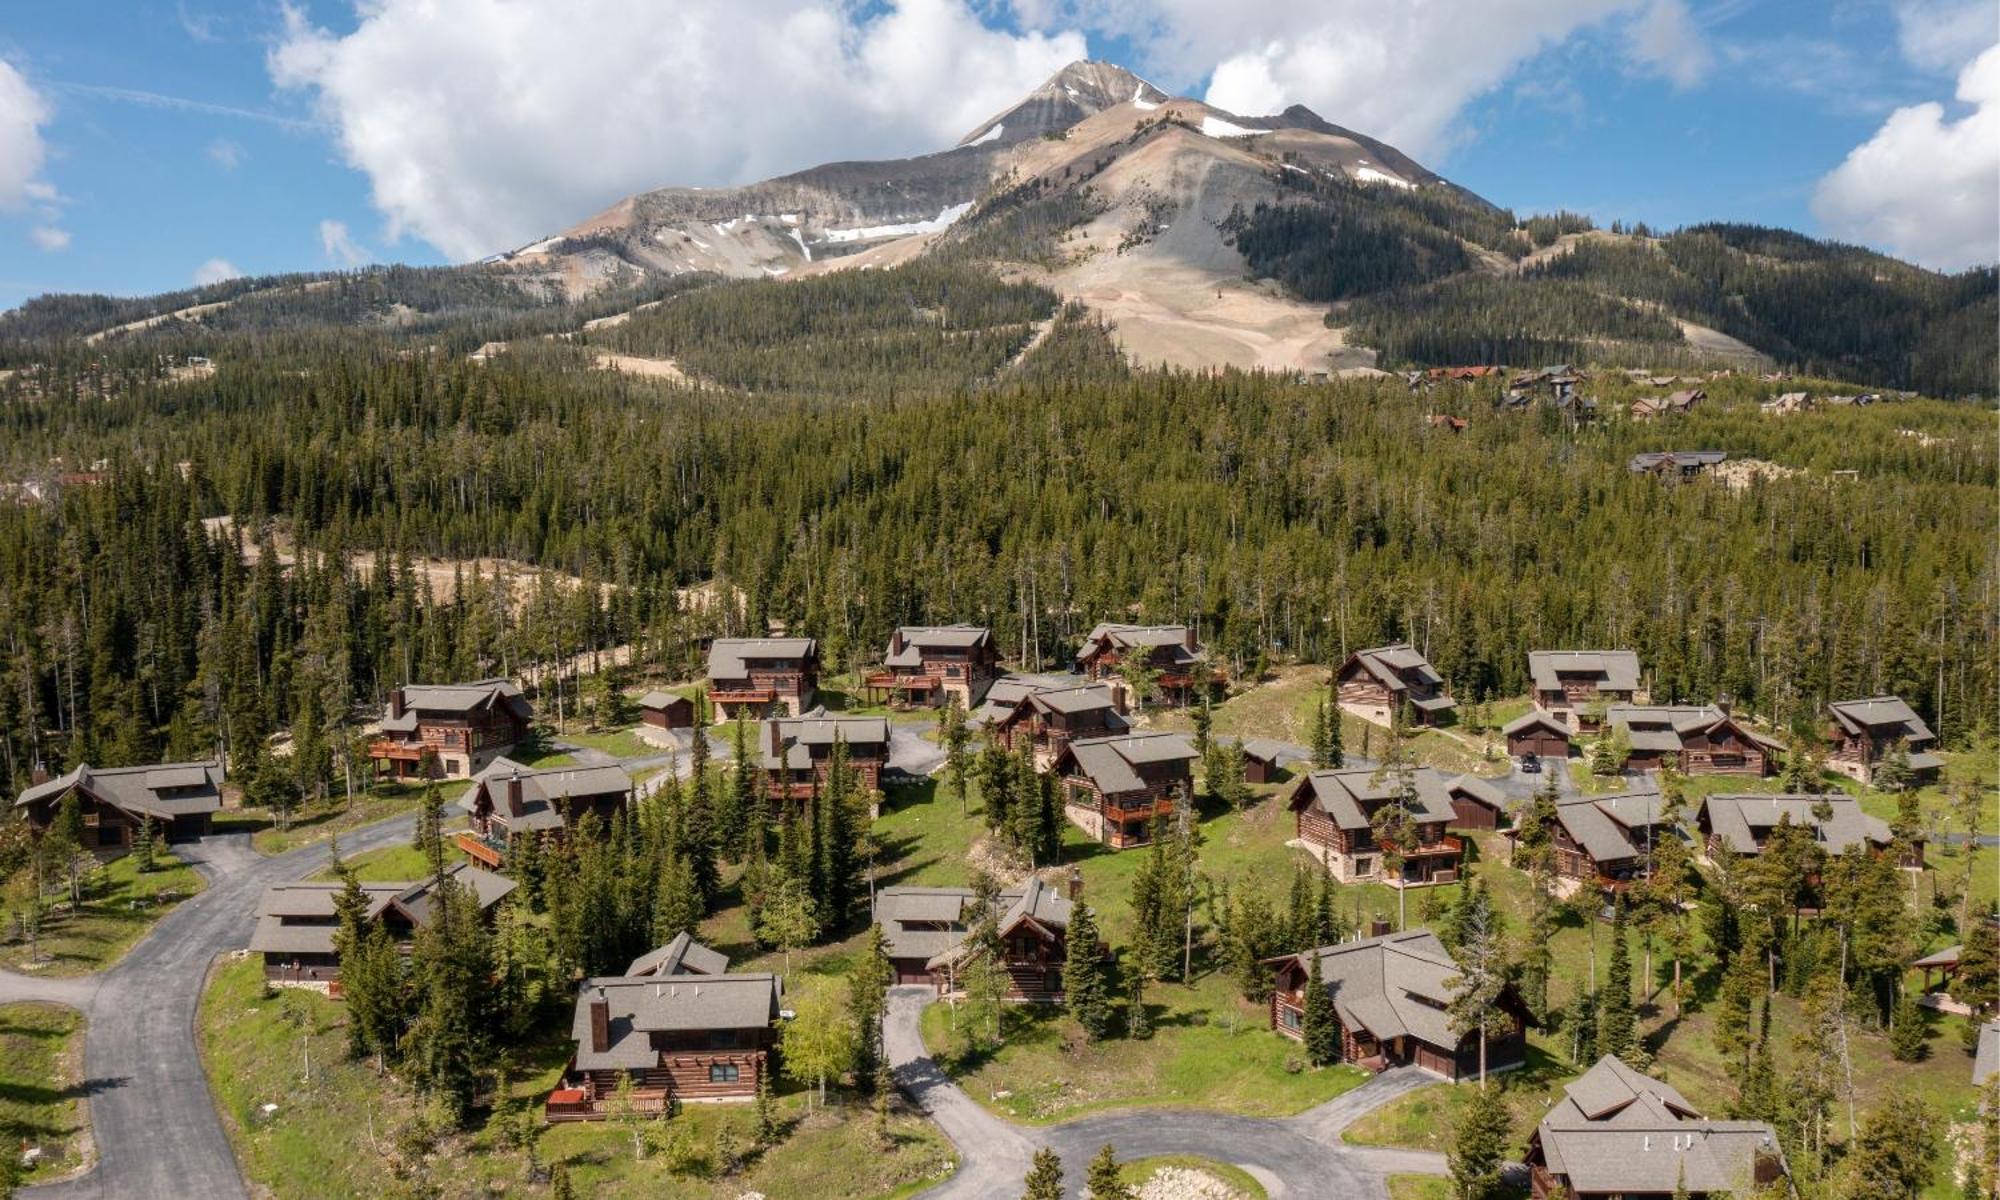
<box><xmin>0</xmin><ymin>0</ymin><xmax>1993</xmax><ymax>304</ymax></box>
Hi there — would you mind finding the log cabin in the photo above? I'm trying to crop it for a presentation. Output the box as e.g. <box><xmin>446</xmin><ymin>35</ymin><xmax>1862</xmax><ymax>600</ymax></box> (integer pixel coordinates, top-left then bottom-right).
<box><xmin>706</xmin><ymin>638</ymin><xmax>819</xmax><ymax>718</ymax></box>
<box><xmin>637</xmin><ymin>691</ymin><xmax>694</xmax><ymax>731</ymax></box>
<box><xmin>1053</xmin><ymin>731</ymin><xmax>1199</xmax><ymax>850</ymax></box>
<box><xmin>865</xmin><ymin>625</ymin><xmax>1000</xmax><ymax>708</ymax></box>
<box><xmin>1629</xmin><ymin>388</ymin><xmax>1705</xmax><ymax>419</ymax></box>
<box><xmin>250</xmin><ymin>862</ymin><xmax>517</xmax><ymax>992</ymax></box>
<box><xmin>1443</xmin><ymin>772</ymin><xmax>1509</xmax><ymax>831</ymax></box>
<box><xmin>1285</xmin><ymin>767</ymin><xmax>1465</xmax><ymax>886</ymax></box>
<box><xmin>548</xmin><ymin>965</ymin><xmax>783</xmax><ymax>1119</ymax></box>
<box><xmin>992</xmin><ymin>682</ymin><xmax>1128</xmax><ymax>768</ymax></box>
<box><xmin>14</xmin><ymin>760</ymin><xmax>224</xmax><ymax>854</ymax></box>
<box><xmin>1626</xmin><ymin>449</ymin><xmax>1727</xmax><ymax>479</ymax></box>
<box><xmin>1606</xmin><ymin>704</ymin><xmax>1782</xmax><ymax>775</ymax></box>
<box><xmin>1696</xmin><ymin>793</ymin><xmax>1921</xmax><ymax>870</ymax></box>
<box><xmin>455</xmin><ymin>758</ymin><xmax>633</xmax><ymax>868</ymax></box>
<box><xmin>1824</xmin><ymin>695</ymin><xmax>1942</xmax><ymax>785</ymax></box>
<box><xmin>1335</xmin><ymin>643</ymin><xmax>1456</xmax><ymax>728</ymax></box>
<box><xmin>1526</xmin><ymin>1056</ymin><xmax>1789</xmax><ymax>1200</ymax></box>
<box><xmin>1526</xmin><ymin>651</ymin><xmax>1644</xmax><ymax>730</ymax></box>
<box><xmin>1232</xmin><ymin>738</ymin><xmax>1288</xmax><ymax>785</ymax></box>
<box><xmin>368</xmin><ymin>679</ymin><xmax>532</xmax><ymax>780</ymax></box>
<box><xmin>1267</xmin><ymin>929</ymin><xmax>1528</xmax><ymax>1081</ymax></box>
<box><xmin>756</xmin><ymin>709</ymin><xmax>890</xmax><ymax>802</ymax></box>
<box><xmin>874</xmin><ymin>878</ymin><xmax>1074</xmax><ymax>999</ymax></box>
<box><xmin>1503</xmin><ymin>709</ymin><xmax>1573</xmax><ymax>760</ymax></box>
<box><xmin>1075</xmin><ymin>623</ymin><xmax>1214</xmax><ymax>705</ymax></box>
<box><xmin>1521</xmin><ymin>790</ymin><xmax>1676</xmax><ymax>894</ymax></box>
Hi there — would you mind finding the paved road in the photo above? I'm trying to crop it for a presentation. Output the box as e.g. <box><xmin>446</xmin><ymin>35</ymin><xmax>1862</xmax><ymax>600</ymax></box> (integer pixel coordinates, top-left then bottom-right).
<box><xmin>886</xmin><ymin>986</ymin><xmax>1449</xmax><ymax>1200</ymax></box>
<box><xmin>2</xmin><ymin>815</ymin><xmax>420</xmax><ymax>1200</ymax></box>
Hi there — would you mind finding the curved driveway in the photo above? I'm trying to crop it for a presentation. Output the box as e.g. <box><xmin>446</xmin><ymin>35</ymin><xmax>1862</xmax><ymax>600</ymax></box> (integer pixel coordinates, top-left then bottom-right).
<box><xmin>3</xmin><ymin>815</ymin><xmax>420</xmax><ymax>1200</ymax></box>
<box><xmin>886</xmin><ymin>987</ymin><xmax>1448</xmax><ymax>1199</ymax></box>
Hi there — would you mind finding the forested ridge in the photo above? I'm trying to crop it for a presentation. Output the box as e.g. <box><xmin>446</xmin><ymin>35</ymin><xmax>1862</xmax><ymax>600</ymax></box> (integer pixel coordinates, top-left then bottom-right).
<box><xmin>0</xmin><ymin>271</ymin><xmax>1991</xmax><ymax>800</ymax></box>
<box><xmin>1223</xmin><ymin>173</ymin><xmax>1998</xmax><ymax>395</ymax></box>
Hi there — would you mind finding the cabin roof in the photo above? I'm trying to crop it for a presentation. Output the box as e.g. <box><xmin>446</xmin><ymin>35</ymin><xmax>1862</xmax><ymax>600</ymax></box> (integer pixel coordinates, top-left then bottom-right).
<box><xmin>462</xmin><ymin>757</ymin><xmax>633</xmax><ymax>831</ymax></box>
<box><xmin>1501</xmin><ymin>707</ymin><xmax>1571</xmax><ymax>738</ymax></box>
<box><xmin>571</xmin><ymin>973</ymin><xmax>783</xmax><ymax>1071</ymax></box>
<box><xmin>1535</xmin><ymin>1055</ymin><xmax>1785</xmax><ymax>1194</ymax></box>
<box><xmin>1527</xmin><ymin>650</ymin><xmax>1641</xmax><ymax>693</ymax></box>
<box><xmin>1058</xmin><ymin>732</ymin><xmax>1198</xmax><ymax>794</ymax></box>
<box><xmin>1698</xmin><ymin>794</ymin><xmax>1893</xmax><ymax>855</ymax></box>
<box><xmin>1285</xmin><ymin>766</ymin><xmax>1461</xmax><ymax>830</ymax></box>
<box><xmin>1279</xmin><ymin>929</ymin><xmax>1465</xmax><ymax>1049</ymax></box>
<box><xmin>706</xmin><ymin>637</ymin><xmax>817</xmax><ymax>679</ymax></box>
<box><xmin>625</xmin><ymin>931</ymin><xmax>730</xmax><ymax>978</ymax></box>
<box><xmin>1826</xmin><ymin>695</ymin><xmax>1934</xmax><ymax>743</ymax></box>
<box><xmin>16</xmin><ymin>760</ymin><xmax>225</xmax><ymax>821</ymax></box>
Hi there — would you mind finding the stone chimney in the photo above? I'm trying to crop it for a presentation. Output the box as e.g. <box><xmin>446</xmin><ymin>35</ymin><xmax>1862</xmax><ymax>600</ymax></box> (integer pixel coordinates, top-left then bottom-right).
<box><xmin>1110</xmin><ymin>681</ymin><xmax>1129</xmax><ymax>716</ymax></box>
<box><xmin>1066</xmin><ymin>866</ymin><xmax>1084</xmax><ymax>901</ymax></box>
<box><xmin>889</xmin><ymin>627</ymin><xmax>906</xmax><ymax>657</ymax></box>
<box><xmin>505</xmin><ymin>769</ymin><xmax>525</xmax><ymax>817</ymax></box>
<box><xmin>1715</xmin><ymin>694</ymin><xmax>1733</xmax><ymax>716</ymax></box>
<box><xmin>1369</xmin><ymin>916</ymin><xmax>1392</xmax><ymax>938</ymax></box>
<box><xmin>588</xmin><ymin>988</ymin><xmax>610</xmax><ymax>1054</ymax></box>
<box><xmin>1183</xmin><ymin>624</ymin><xmax>1197</xmax><ymax>650</ymax></box>
<box><xmin>766</xmin><ymin>719</ymin><xmax>784</xmax><ymax>760</ymax></box>
<box><xmin>389</xmin><ymin>687</ymin><xmax>406</xmax><ymax>721</ymax></box>
<box><xmin>28</xmin><ymin>760</ymin><xmax>48</xmax><ymax>787</ymax></box>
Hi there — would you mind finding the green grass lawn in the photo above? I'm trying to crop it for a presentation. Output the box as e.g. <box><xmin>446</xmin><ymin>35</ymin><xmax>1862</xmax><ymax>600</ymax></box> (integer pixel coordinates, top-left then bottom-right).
<box><xmin>1387</xmin><ymin>1176</ymin><xmax>1455</xmax><ymax>1200</ymax></box>
<box><xmin>0</xmin><ymin>1002</ymin><xmax>90</xmax><ymax>1183</ymax></box>
<box><xmin>1120</xmin><ymin>1154</ymin><xmax>1269</xmax><ymax>1198</ymax></box>
<box><xmin>920</xmin><ymin>974</ymin><xmax>1370</xmax><ymax>1123</ymax></box>
<box><xmin>244</xmin><ymin>779</ymin><xmax>471</xmax><ymax>856</ymax></box>
<box><xmin>1343</xmin><ymin>1046</ymin><xmax>1574</xmax><ymax>1156</ymax></box>
<box><xmin>0</xmin><ymin>851</ymin><xmax>205</xmax><ymax>976</ymax></box>
<box><xmin>309</xmin><ymin>841</ymin><xmax>453</xmax><ymax>884</ymax></box>
<box><xmin>198</xmin><ymin>954</ymin><xmax>954</xmax><ymax>1199</ymax></box>
<box><xmin>550</xmin><ymin>727</ymin><xmax>659</xmax><ymax>760</ymax></box>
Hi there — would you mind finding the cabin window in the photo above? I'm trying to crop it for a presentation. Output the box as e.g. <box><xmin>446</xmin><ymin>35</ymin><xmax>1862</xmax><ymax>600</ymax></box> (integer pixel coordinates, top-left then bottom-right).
<box><xmin>1354</xmin><ymin>857</ymin><xmax>1375</xmax><ymax>877</ymax></box>
<box><xmin>1279</xmin><ymin>1007</ymin><xmax>1302</xmax><ymax>1031</ymax></box>
<box><xmin>709</xmin><ymin>1064</ymin><xmax>740</xmax><ymax>1084</ymax></box>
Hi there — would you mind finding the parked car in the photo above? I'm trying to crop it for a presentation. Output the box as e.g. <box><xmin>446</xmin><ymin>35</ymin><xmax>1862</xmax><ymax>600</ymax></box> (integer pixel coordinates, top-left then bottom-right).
<box><xmin>1519</xmin><ymin>754</ymin><xmax>1542</xmax><ymax>774</ymax></box>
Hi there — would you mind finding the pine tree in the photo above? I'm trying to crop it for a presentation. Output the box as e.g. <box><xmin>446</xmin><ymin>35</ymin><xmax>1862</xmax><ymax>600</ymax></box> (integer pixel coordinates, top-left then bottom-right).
<box><xmin>685</xmin><ymin>714</ymin><xmax>718</xmax><ymax>902</ymax></box>
<box><xmin>1447</xmin><ymin>879</ymin><xmax>1507</xmax><ymax>1086</ymax></box>
<box><xmin>1085</xmin><ymin>1145</ymin><xmax>1132</xmax><ymax>1200</ymax></box>
<box><xmin>651</xmin><ymin>852</ymin><xmax>702</xmax><ymax>943</ymax></box>
<box><xmin>1063</xmin><ymin>901</ymin><xmax>1112</xmax><ymax>1040</ymax></box>
<box><xmin>1284</xmin><ymin>863</ymin><xmax>1314</xmax><ymax>952</ymax></box>
<box><xmin>1192</xmin><ymin>697</ymin><xmax>1213</xmax><ymax>760</ymax></box>
<box><xmin>1449</xmin><ymin>1078</ymin><xmax>1511</xmax><ymax>1200</ymax></box>
<box><xmin>730</xmin><ymin>712</ymin><xmax>760</xmax><ymax>859</ymax></box>
<box><xmin>817</xmin><ymin>735</ymin><xmax>859</xmax><ymax>932</ymax></box>
<box><xmin>1597</xmin><ymin>896</ymin><xmax>1636</xmax><ymax>1063</ymax></box>
<box><xmin>1888</xmin><ymin>986</ymin><xmax>1928</xmax><ymax>1062</ymax></box>
<box><xmin>132</xmin><ymin>815</ymin><xmax>156</xmax><ymax>873</ymax></box>
<box><xmin>1325</xmin><ymin>694</ymin><xmax>1344</xmax><ymax>768</ymax></box>
<box><xmin>938</xmin><ymin>696</ymin><xmax>972</xmax><ymax>817</ymax></box>
<box><xmin>1310</xmin><ymin>696</ymin><xmax>1333</xmax><ymax>768</ymax></box>
<box><xmin>1302</xmin><ymin>951</ymin><xmax>1340</xmax><ymax>1066</ymax></box>
<box><xmin>1125</xmin><ymin>970</ymin><xmax>1152</xmax><ymax>1039</ymax></box>
<box><xmin>549</xmin><ymin>1161</ymin><xmax>575</xmax><ymax>1200</ymax></box>
<box><xmin>1313</xmin><ymin>866</ymin><xmax>1344</xmax><ymax>947</ymax></box>
<box><xmin>849</xmin><ymin>922</ymin><xmax>893</xmax><ymax>1083</ymax></box>
<box><xmin>1021</xmin><ymin>1148</ymin><xmax>1065</xmax><ymax>1200</ymax></box>
<box><xmin>415</xmin><ymin>777</ymin><xmax>446</xmax><ymax>880</ymax></box>
<box><xmin>754</xmin><ymin>1068</ymin><xmax>780</xmax><ymax>1148</ymax></box>
<box><xmin>1840</xmin><ymin>1091</ymin><xmax>1939</xmax><ymax>1199</ymax></box>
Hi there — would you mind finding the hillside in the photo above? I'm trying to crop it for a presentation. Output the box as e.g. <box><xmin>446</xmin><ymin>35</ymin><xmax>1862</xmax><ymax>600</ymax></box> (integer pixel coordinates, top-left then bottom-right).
<box><xmin>1</xmin><ymin>59</ymin><xmax>1992</xmax><ymax>394</ymax></box>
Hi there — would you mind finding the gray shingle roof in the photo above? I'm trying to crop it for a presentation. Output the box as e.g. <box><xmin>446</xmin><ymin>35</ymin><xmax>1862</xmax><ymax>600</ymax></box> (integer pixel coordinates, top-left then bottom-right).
<box><xmin>706</xmin><ymin>637</ymin><xmax>816</xmax><ymax>680</ymax></box>
<box><xmin>874</xmin><ymin>880</ymin><xmax>1072</xmax><ymax>968</ymax></box>
<box><xmin>16</xmin><ymin>760</ymin><xmax>225</xmax><ymax>822</ymax></box>
<box><xmin>1606</xmin><ymin>704</ymin><xmax>1784</xmax><ymax>755</ymax></box>
<box><xmin>394</xmin><ymin>678</ymin><xmax>531</xmax><ymax>720</ymax></box>
<box><xmin>1627</xmin><ymin>449</ymin><xmax>1727</xmax><ymax>471</ymax></box>
<box><xmin>1827</xmin><ymin>695</ymin><xmax>1935</xmax><ymax>744</ymax></box>
<box><xmin>1077</xmin><ymin>623</ymin><xmax>1204</xmax><ymax>669</ymax></box>
<box><xmin>1501</xmin><ymin>708</ymin><xmax>1570</xmax><ymax>738</ymax></box>
<box><xmin>1287</xmin><ymin>766</ymin><xmax>1461</xmax><ymax>830</ymax></box>
<box><xmin>636</xmin><ymin>690</ymin><xmax>688</xmax><ymax>711</ymax></box>
<box><xmin>625</xmin><ymin>932</ymin><xmax>730</xmax><ymax>977</ymax></box>
<box><xmin>1059</xmin><ymin>732</ymin><xmax>1197</xmax><ymax>795</ymax></box>
<box><xmin>1536</xmin><ymin>1056</ymin><xmax>1786</xmax><ymax>1195</ymax></box>
<box><xmin>756</xmin><ymin>709</ymin><xmax>891</xmax><ymax>771</ymax></box>
<box><xmin>1548</xmin><ymin>789</ymin><xmax>1668</xmax><ymax>865</ymax></box>
<box><xmin>1699</xmin><ymin>794</ymin><xmax>1893</xmax><ymax>856</ymax></box>
<box><xmin>249</xmin><ymin>863</ymin><xmax>515</xmax><ymax>955</ymax></box>
<box><xmin>1290</xmin><ymin>929</ymin><xmax>1465</xmax><ymax>1050</ymax></box>
<box><xmin>462</xmin><ymin>757</ymin><xmax>632</xmax><ymax>832</ymax></box>
<box><xmin>883</xmin><ymin>625</ymin><xmax>991</xmax><ymax>668</ymax></box>
<box><xmin>1527</xmin><ymin>651</ymin><xmax>1641</xmax><ymax>693</ymax></box>
<box><xmin>571</xmin><ymin>973</ymin><xmax>783</xmax><ymax>1072</ymax></box>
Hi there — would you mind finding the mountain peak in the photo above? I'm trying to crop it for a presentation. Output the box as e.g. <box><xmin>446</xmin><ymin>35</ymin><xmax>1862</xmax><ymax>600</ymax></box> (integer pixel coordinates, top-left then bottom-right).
<box><xmin>957</xmin><ymin>59</ymin><xmax>1170</xmax><ymax>148</ymax></box>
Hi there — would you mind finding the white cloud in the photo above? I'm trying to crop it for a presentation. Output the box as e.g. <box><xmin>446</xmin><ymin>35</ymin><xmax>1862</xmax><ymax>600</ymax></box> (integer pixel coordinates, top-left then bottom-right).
<box><xmin>1624</xmin><ymin>0</ymin><xmax>1711</xmax><ymax>88</ymax></box>
<box><xmin>194</xmin><ymin>257</ymin><xmax>243</xmax><ymax>285</ymax></box>
<box><xmin>319</xmin><ymin>218</ymin><xmax>371</xmax><ymax>266</ymax></box>
<box><xmin>1812</xmin><ymin>43</ymin><xmax>2000</xmax><ymax>271</ymax></box>
<box><xmin>208</xmin><ymin>138</ymin><xmax>244</xmax><ymax>170</ymax></box>
<box><xmin>0</xmin><ymin>60</ymin><xmax>53</xmax><ymax>211</ymax></box>
<box><xmin>1894</xmin><ymin>0</ymin><xmax>1996</xmax><ymax>74</ymax></box>
<box><xmin>29</xmin><ymin>225</ymin><xmax>69</xmax><ymax>252</ymax></box>
<box><xmin>1053</xmin><ymin>1</ymin><xmax>1700</xmax><ymax>162</ymax></box>
<box><xmin>270</xmin><ymin>0</ymin><xmax>1086</xmax><ymax>261</ymax></box>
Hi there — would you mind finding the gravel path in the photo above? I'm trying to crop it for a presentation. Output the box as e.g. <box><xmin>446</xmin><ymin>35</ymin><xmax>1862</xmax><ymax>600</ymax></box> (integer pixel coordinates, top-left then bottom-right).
<box><xmin>885</xmin><ymin>986</ymin><xmax>1450</xmax><ymax>1200</ymax></box>
<box><xmin>2</xmin><ymin>816</ymin><xmax>420</xmax><ymax>1200</ymax></box>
